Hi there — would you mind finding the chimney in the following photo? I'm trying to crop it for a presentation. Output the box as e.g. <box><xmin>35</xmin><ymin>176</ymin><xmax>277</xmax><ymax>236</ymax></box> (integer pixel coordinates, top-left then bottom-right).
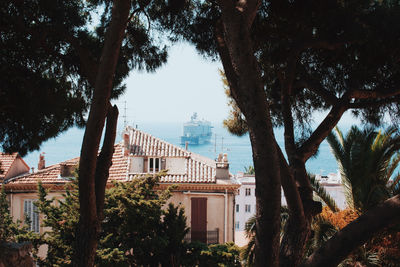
<box><xmin>38</xmin><ymin>153</ymin><xmax>45</xmax><ymax>170</ymax></box>
<box><xmin>122</xmin><ymin>127</ymin><xmax>132</xmax><ymax>156</ymax></box>
<box><xmin>216</xmin><ymin>153</ymin><xmax>230</xmax><ymax>180</ymax></box>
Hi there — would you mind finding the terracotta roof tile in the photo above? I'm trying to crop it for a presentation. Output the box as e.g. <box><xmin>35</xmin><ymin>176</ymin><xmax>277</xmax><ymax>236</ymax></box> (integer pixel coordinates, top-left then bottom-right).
<box><xmin>5</xmin><ymin>129</ymin><xmax>231</xmax><ymax>186</ymax></box>
<box><xmin>0</xmin><ymin>153</ymin><xmax>19</xmax><ymax>179</ymax></box>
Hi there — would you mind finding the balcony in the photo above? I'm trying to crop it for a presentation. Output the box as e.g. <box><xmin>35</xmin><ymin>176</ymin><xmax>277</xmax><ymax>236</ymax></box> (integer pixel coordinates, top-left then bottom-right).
<box><xmin>184</xmin><ymin>228</ymin><xmax>219</xmax><ymax>244</ymax></box>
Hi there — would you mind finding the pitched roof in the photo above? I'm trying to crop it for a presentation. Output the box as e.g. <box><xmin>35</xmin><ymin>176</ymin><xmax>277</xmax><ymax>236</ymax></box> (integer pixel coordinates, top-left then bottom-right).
<box><xmin>5</xmin><ymin>143</ymin><xmax>128</xmax><ymax>186</ymax></box>
<box><xmin>4</xmin><ymin>128</ymin><xmax>233</xmax><ymax>188</ymax></box>
<box><xmin>126</xmin><ymin>128</ymin><xmax>218</xmax><ymax>183</ymax></box>
<box><xmin>0</xmin><ymin>153</ymin><xmax>18</xmax><ymax>179</ymax></box>
<box><xmin>126</xmin><ymin>127</ymin><xmax>190</xmax><ymax>157</ymax></box>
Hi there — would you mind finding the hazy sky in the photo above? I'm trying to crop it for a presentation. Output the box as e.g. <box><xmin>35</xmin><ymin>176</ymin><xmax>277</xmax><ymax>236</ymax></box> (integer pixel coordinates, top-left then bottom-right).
<box><xmin>113</xmin><ymin>43</ymin><xmax>230</xmax><ymax>124</ymax></box>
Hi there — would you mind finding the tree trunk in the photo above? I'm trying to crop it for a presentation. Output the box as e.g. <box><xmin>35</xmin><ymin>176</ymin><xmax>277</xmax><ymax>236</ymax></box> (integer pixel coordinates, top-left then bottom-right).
<box><xmin>303</xmin><ymin>194</ymin><xmax>400</xmax><ymax>267</ymax></box>
<box><xmin>215</xmin><ymin>1</ymin><xmax>281</xmax><ymax>265</ymax></box>
<box><xmin>74</xmin><ymin>1</ymin><xmax>130</xmax><ymax>266</ymax></box>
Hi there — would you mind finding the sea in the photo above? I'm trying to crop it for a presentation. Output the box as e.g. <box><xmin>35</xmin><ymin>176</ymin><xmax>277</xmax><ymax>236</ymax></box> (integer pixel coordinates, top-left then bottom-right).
<box><xmin>23</xmin><ymin>122</ymin><xmax>339</xmax><ymax>176</ymax></box>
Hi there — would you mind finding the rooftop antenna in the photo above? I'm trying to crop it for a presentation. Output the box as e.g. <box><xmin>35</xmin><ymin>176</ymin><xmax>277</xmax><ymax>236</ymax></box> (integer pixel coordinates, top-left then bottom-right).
<box><xmin>123</xmin><ymin>101</ymin><xmax>127</xmax><ymax>128</ymax></box>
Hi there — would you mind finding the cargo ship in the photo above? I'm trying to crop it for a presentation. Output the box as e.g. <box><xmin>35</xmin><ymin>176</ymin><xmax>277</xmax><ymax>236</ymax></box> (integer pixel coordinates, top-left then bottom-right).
<box><xmin>180</xmin><ymin>113</ymin><xmax>213</xmax><ymax>145</ymax></box>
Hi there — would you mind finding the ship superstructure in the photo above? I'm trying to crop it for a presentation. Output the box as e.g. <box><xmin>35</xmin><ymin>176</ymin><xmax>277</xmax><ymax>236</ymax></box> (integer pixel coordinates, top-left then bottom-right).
<box><xmin>180</xmin><ymin>113</ymin><xmax>213</xmax><ymax>145</ymax></box>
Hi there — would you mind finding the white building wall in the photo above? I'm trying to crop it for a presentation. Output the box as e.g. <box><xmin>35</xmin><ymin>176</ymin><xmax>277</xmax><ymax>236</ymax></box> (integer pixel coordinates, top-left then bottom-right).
<box><xmin>234</xmin><ymin>173</ymin><xmax>347</xmax><ymax>247</ymax></box>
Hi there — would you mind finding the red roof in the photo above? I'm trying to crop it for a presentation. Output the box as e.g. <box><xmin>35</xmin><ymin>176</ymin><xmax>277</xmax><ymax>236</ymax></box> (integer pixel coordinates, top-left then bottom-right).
<box><xmin>0</xmin><ymin>153</ymin><xmax>18</xmax><ymax>179</ymax></box>
<box><xmin>5</xmin><ymin>129</ymin><xmax>234</xmax><ymax>187</ymax></box>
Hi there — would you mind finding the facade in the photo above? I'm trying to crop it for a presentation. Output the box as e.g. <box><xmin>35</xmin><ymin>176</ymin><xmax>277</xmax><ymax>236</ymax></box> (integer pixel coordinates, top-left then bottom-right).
<box><xmin>234</xmin><ymin>174</ymin><xmax>256</xmax><ymax>247</ymax></box>
<box><xmin>0</xmin><ymin>152</ymin><xmax>30</xmax><ymax>183</ymax></box>
<box><xmin>234</xmin><ymin>172</ymin><xmax>346</xmax><ymax>247</ymax></box>
<box><xmin>2</xmin><ymin>127</ymin><xmax>239</xmax><ymax>249</ymax></box>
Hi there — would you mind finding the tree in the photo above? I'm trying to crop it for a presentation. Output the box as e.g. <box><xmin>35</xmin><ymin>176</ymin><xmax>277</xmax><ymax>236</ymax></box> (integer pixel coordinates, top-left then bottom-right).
<box><xmin>2</xmin><ymin>1</ymin><xmax>169</xmax><ymax>265</ymax></box>
<box><xmin>0</xmin><ymin>187</ymin><xmax>19</xmax><ymax>242</ymax></box>
<box><xmin>33</xmin><ymin>175</ymin><xmax>189</xmax><ymax>267</ymax></box>
<box><xmin>158</xmin><ymin>1</ymin><xmax>400</xmax><ymax>265</ymax></box>
<box><xmin>327</xmin><ymin>126</ymin><xmax>400</xmax><ymax>212</ymax></box>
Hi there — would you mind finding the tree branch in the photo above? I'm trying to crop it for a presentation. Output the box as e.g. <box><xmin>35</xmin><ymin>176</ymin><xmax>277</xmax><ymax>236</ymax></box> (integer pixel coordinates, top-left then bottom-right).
<box><xmin>68</xmin><ymin>35</ymin><xmax>99</xmax><ymax>87</ymax></box>
<box><xmin>294</xmin><ymin>80</ymin><xmax>338</xmax><ymax>105</ymax></box>
<box><xmin>303</xmin><ymin>194</ymin><xmax>400</xmax><ymax>267</ymax></box>
<box><xmin>349</xmin><ymin>88</ymin><xmax>400</xmax><ymax>99</ymax></box>
<box><xmin>95</xmin><ymin>103</ymin><xmax>119</xmax><ymax>221</ymax></box>
<box><xmin>348</xmin><ymin>95</ymin><xmax>400</xmax><ymax>108</ymax></box>
<box><xmin>297</xmin><ymin>102</ymin><xmax>348</xmax><ymax>161</ymax></box>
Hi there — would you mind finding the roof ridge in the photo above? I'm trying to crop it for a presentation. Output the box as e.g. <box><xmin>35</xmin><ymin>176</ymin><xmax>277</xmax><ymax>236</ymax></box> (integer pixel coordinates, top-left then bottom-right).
<box><xmin>131</xmin><ymin>128</ymin><xmax>190</xmax><ymax>156</ymax></box>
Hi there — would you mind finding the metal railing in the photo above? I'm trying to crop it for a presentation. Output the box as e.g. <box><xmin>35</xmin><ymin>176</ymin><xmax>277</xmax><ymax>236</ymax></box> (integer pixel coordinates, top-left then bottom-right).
<box><xmin>184</xmin><ymin>228</ymin><xmax>219</xmax><ymax>244</ymax></box>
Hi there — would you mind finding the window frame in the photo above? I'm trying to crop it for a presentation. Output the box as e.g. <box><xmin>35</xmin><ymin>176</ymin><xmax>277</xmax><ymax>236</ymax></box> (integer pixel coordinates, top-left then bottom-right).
<box><xmin>148</xmin><ymin>157</ymin><xmax>161</xmax><ymax>173</ymax></box>
<box><xmin>23</xmin><ymin>199</ymin><xmax>39</xmax><ymax>233</ymax></box>
<box><xmin>245</xmin><ymin>204</ymin><xmax>251</xmax><ymax>213</ymax></box>
<box><xmin>245</xmin><ymin>188</ymin><xmax>251</xmax><ymax>196</ymax></box>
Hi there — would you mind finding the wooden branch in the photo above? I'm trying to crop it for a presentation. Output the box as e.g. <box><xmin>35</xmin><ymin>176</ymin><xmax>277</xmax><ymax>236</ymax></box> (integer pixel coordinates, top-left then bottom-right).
<box><xmin>348</xmin><ymin>95</ymin><xmax>400</xmax><ymax>108</ymax></box>
<box><xmin>303</xmin><ymin>194</ymin><xmax>400</xmax><ymax>267</ymax></box>
<box><xmin>68</xmin><ymin>36</ymin><xmax>99</xmax><ymax>87</ymax></box>
<box><xmin>76</xmin><ymin>0</ymin><xmax>130</xmax><ymax>266</ymax></box>
<box><xmin>281</xmin><ymin>88</ymin><xmax>297</xmax><ymax>164</ymax></box>
<box><xmin>294</xmin><ymin>80</ymin><xmax>338</xmax><ymax>105</ymax></box>
<box><xmin>95</xmin><ymin>104</ymin><xmax>118</xmax><ymax>221</ymax></box>
<box><xmin>349</xmin><ymin>88</ymin><xmax>400</xmax><ymax>99</ymax></box>
<box><xmin>298</xmin><ymin>102</ymin><xmax>348</xmax><ymax>161</ymax></box>
<box><xmin>277</xmin><ymin>144</ymin><xmax>305</xmax><ymax>224</ymax></box>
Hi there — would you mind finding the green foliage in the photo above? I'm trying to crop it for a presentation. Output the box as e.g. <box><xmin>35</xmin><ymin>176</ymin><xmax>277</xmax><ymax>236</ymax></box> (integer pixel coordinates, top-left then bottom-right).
<box><xmin>32</xmin><ymin>175</ymin><xmax>191</xmax><ymax>266</ymax></box>
<box><xmin>0</xmin><ymin>187</ymin><xmax>19</xmax><ymax>242</ymax></box>
<box><xmin>34</xmin><ymin>180</ymin><xmax>79</xmax><ymax>266</ymax></box>
<box><xmin>243</xmin><ymin>166</ymin><xmax>255</xmax><ymax>175</ymax></box>
<box><xmin>0</xmin><ymin>0</ymin><xmax>169</xmax><ymax>155</ymax></box>
<box><xmin>183</xmin><ymin>241</ymin><xmax>241</xmax><ymax>267</ymax></box>
<box><xmin>327</xmin><ymin>126</ymin><xmax>400</xmax><ymax>212</ymax></box>
<box><xmin>0</xmin><ymin>186</ymin><xmax>41</xmax><ymax>259</ymax></box>
<box><xmin>309</xmin><ymin>174</ymin><xmax>339</xmax><ymax>212</ymax></box>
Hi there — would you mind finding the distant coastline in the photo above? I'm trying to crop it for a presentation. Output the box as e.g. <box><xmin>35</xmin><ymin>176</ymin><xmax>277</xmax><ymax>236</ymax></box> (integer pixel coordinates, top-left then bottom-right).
<box><xmin>23</xmin><ymin>122</ymin><xmax>340</xmax><ymax>175</ymax></box>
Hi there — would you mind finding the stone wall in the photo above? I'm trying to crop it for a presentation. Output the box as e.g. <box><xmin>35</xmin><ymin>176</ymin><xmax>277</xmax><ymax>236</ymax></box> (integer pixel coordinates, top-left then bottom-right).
<box><xmin>0</xmin><ymin>242</ymin><xmax>34</xmax><ymax>267</ymax></box>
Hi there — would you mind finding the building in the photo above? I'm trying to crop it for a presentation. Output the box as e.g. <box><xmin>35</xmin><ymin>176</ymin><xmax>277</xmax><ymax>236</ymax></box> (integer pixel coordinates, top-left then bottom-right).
<box><xmin>1</xmin><ymin>127</ymin><xmax>239</xmax><ymax>248</ymax></box>
<box><xmin>234</xmin><ymin>172</ymin><xmax>346</xmax><ymax>247</ymax></box>
<box><xmin>234</xmin><ymin>173</ymin><xmax>256</xmax><ymax>247</ymax></box>
<box><xmin>0</xmin><ymin>152</ymin><xmax>30</xmax><ymax>183</ymax></box>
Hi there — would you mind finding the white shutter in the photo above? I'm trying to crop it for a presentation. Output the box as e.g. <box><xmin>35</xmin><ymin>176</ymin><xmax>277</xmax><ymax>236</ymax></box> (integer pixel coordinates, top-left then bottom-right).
<box><xmin>23</xmin><ymin>199</ymin><xmax>40</xmax><ymax>233</ymax></box>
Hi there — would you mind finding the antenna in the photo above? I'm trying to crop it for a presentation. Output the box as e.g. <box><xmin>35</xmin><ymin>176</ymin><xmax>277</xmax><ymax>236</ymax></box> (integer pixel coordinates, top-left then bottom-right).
<box><xmin>123</xmin><ymin>101</ymin><xmax>127</xmax><ymax>128</ymax></box>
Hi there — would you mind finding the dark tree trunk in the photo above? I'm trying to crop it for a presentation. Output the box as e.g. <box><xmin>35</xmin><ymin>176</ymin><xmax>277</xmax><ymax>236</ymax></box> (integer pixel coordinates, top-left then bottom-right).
<box><xmin>215</xmin><ymin>1</ymin><xmax>281</xmax><ymax>265</ymax></box>
<box><xmin>74</xmin><ymin>1</ymin><xmax>130</xmax><ymax>266</ymax></box>
<box><xmin>303</xmin><ymin>194</ymin><xmax>400</xmax><ymax>267</ymax></box>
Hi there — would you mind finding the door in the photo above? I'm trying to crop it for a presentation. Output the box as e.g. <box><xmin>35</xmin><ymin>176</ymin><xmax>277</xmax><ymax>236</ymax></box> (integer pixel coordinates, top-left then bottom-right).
<box><xmin>191</xmin><ymin>197</ymin><xmax>207</xmax><ymax>243</ymax></box>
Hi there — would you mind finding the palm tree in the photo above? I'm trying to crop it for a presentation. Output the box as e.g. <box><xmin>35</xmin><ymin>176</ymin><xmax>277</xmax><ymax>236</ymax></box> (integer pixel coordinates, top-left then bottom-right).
<box><xmin>327</xmin><ymin>126</ymin><xmax>400</xmax><ymax>212</ymax></box>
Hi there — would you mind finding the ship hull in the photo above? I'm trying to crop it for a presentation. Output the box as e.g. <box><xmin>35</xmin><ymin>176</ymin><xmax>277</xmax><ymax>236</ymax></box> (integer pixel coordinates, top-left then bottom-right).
<box><xmin>180</xmin><ymin>135</ymin><xmax>211</xmax><ymax>145</ymax></box>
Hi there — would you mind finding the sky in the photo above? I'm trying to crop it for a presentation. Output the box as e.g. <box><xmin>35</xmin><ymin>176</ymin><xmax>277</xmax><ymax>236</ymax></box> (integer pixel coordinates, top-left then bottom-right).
<box><xmin>112</xmin><ymin>43</ymin><xmax>230</xmax><ymax>125</ymax></box>
<box><xmin>21</xmin><ymin>41</ymin><xmax>358</xmax><ymax>170</ymax></box>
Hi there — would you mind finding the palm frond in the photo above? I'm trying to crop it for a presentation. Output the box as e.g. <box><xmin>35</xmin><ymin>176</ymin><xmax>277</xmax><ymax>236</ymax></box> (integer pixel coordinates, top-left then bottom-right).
<box><xmin>309</xmin><ymin>174</ymin><xmax>339</xmax><ymax>212</ymax></box>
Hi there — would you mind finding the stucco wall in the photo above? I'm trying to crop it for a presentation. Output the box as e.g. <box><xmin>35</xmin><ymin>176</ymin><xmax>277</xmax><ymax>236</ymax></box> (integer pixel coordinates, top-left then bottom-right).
<box><xmin>6</xmin><ymin>158</ymin><xmax>29</xmax><ymax>179</ymax></box>
<box><xmin>168</xmin><ymin>190</ymin><xmax>235</xmax><ymax>243</ymax></box>
<box><xmin>165</xmin><ymin>158</ymin><xmax>186</xmax><ymax>174</ymax></box>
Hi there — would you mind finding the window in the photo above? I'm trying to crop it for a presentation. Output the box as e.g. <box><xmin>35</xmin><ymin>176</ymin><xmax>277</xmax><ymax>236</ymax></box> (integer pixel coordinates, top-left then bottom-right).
<box><xmin>23</xmin><ymin>200</ymin><xmax>39</xmax><ymax>233</ymax></box>
<box><xmin>245</xmin><ymin>188</ymin><xmax>251</xmax><ymax>196</ymax></box>
<box><xmin>235</xmin><ymin>204</ymin><xmax>239</xmax><ymax>213</ymax></box>
<box><xmin>245</xmin><ymin>204</ymin><xmax>251</xmax><ymax>213</ymax></box>
<box><xmin>148</xmin><ymin>157</ymin><xmax>161</xmax><ymax>173</ymax></box>
<box><xmin>235</xmin><ymin>221</ymin><xmax>240</xmax><ymax>230</ymax></box>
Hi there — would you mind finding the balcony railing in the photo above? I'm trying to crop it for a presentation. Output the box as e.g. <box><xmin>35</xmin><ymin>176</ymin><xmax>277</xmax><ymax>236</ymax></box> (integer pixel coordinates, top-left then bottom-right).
<box><xmin>184</xmin><ymin>228</ymin><xmax>219</xmax><ymax>244</ymax></box>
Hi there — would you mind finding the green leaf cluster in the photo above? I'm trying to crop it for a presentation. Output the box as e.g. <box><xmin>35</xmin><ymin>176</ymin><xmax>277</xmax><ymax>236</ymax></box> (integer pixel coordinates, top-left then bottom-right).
<box><xmin>182</xmin><ymin>241</ymin><xmax>241</xmax><ymax>267</ymax></box>
<box><xmin>33</xmin><ymin>175</ymin><xmax>190</xmax><ymax>266</ymax></box>
<box><xmin>327</xmin><ymin>126</ymin><xmax>400</xmax><ymax>212</ymax></box>
<box><xmin>0</xmin><ymin>0</ymin><xmax>170</xmax><ymax>155</ymax></box>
